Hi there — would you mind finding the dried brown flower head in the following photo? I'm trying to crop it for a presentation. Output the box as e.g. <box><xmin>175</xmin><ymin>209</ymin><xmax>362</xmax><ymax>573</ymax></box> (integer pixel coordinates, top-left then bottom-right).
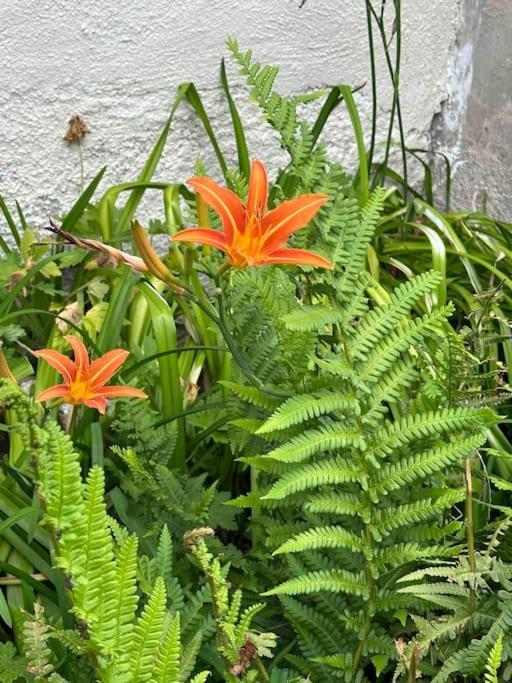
<box><xmin>229</xmin><ymin>636</ymin><xmax>258</xmax><ymax>677</ymax></box>
<box><xmin>64</xmin><ymin>115</ymin><xmax>90</xmax><ymax>143</ymax></box>
<box><xmin>183</xmin><ymin>527</ymin><xmax>215</xmax><ymax>551</ymax></box>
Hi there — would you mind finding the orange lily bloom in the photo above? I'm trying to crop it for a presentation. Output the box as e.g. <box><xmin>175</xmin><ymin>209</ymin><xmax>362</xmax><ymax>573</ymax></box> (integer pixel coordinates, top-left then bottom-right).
<box><xmin>34</xmin><ymin>335</ymin><xmax>146</xmax><ymax>414</ymax></box>
<box><xmin>171</xmin><ymin>160</ymin><xmax>333</xmax><ymax>269</ymax></box>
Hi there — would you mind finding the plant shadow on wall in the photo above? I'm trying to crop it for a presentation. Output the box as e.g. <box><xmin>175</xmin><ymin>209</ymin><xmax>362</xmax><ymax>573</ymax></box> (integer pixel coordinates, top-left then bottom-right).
<box><xmin>1</xmin><ymin>2</ymin><xmax>512</xmax><ymax>681</ymax></box>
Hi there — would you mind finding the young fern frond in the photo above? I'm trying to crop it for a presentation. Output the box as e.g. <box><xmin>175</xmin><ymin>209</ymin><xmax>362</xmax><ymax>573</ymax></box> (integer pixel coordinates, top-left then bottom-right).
<box><xmin>336</xmin><ymin>187</ymin><xmax>386</xmax><ymax>295</ymax></box>
<box><xmin>130</xmin><ymin>577</ymin><xmax>167</xmax><ymax>683</ymax></box>
<box><xmin>484</xmin><ymin>632</ymin><xmax>503</xmax><ymax>683</ymax></box>
<box><xmin>185</xmin><ymin>533</ymin><xmax>273</xmax><ymax>679</ymax></box>
<box><xmin>154</xmin><ymin>613</ymin><xmax>181</xmax><ymax>683</ymax></box>
<box><xmin>76</xmin><ymin>467</ymin><xmax>118</xmax><ymax>647</ymax></box>
<box><xmin>110</xmin><ymin>535</ymin><xmax>139</xmax><ymax>680</ymax></box>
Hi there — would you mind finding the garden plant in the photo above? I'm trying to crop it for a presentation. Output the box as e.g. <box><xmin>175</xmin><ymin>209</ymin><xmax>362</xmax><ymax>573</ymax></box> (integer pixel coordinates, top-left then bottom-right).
<box><xmin>1</xmin><ymin>4</ymin><xmax>512</xmax><ymax>681</ymax></box>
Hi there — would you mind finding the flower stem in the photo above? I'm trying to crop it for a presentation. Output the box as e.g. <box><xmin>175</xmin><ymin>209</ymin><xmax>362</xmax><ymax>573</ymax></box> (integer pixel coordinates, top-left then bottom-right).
<box><xmin>465</xmin><ymin>456</ymin><xmax>477</xmax><ymax>610</ymax></box>
<box><xmin>216</xmin><ymin>259</ymin><xmax>232</xmax><ymax>277</ymax></box>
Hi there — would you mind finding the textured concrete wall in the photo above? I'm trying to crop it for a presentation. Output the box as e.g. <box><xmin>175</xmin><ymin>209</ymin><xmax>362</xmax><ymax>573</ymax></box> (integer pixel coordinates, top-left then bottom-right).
<box><xmin>1</xmin><ymin>1</ymin><xmax>460</xmax><ymax>231</ymax></box>
<box><xmin>432</xmin><ymin>0</ymin><xmax>512</xmax><ymax>219</ymax></box>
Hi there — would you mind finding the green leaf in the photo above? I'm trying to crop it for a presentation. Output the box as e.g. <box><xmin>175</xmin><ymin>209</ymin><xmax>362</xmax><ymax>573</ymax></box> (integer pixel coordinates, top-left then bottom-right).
<box><xmin>61</xmin><ymin>166</ymin><xmax>106</xmax><ymax>231</ymax></box>
<box><xmin>220</xmin><ymin>58</ymin><xmax>250</xmax><ymax>179</ymax></box>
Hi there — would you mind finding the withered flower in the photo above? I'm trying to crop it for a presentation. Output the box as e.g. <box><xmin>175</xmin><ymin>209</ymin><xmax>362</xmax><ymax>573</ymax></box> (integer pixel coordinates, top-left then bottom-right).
<box><xmin>64</xmin><ymin>115</ymin><xmax>90</xmax><ymax>143</ymax></box>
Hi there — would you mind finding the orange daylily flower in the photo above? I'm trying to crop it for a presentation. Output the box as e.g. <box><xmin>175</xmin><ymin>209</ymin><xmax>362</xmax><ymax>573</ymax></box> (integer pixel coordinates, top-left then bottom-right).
<box><xmin>171</xmin><ymin>160</ymin><xmax>333</xmax><ymax>269</ymax></box>
<box><xmin>34</xmin><ymin>335</ymin><xmax>146</xmax><ymax>414</ymax></box>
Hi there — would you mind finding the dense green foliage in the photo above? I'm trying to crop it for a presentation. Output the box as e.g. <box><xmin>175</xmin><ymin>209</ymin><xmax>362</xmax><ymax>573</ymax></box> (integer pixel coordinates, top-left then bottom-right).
<box><xmin>1</xmin><ymin>5</ymin><xmax>512</xmax><ymax>681</ymax></box>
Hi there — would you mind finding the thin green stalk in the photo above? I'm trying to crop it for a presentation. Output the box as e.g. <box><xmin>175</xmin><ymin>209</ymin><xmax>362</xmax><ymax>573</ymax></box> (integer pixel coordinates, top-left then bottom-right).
<box><xmin>335</xmin><ymin>321</ymin><xmax>374</xmax><ymax>680</ymax></box>
<box><xmin>77</xmin><ymin>141</ymin><xmax>85</xmax><ymax>193</ymax></box>
<box><xmin>465</xmin><ymin>456</ymin><xmax>477</xmax><ymax>611</ymax></box>
<box><xmin>369</xmin><ymin>0</ymin><xmax>408</xmax><ymax>198</ymax></box>
<box><xmin>365</xmin><ymin>0</ymin><xmax>378</xmax><ymax>177</ymax></box>
<box><xmin>254</xmin><ymin>654</ymin><xmax>270</xmax><ymax>683</ymax></box>
<box><xmin>187</xmin><ymin>269</ymin><xmax>223</xmax><ymax>380</ymax></box>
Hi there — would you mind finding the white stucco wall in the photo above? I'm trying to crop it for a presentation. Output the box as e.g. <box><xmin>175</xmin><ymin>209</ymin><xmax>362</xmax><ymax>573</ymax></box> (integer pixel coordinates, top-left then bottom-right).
<box><xmin>0</xmin><ymin>0</ymin><xmax>460</xmax><ymax>229</ymax></box>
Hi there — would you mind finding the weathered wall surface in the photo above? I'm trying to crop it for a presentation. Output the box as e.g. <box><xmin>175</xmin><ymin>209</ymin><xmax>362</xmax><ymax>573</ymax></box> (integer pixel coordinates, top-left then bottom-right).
<box><xmin>2</xmin><ymin>0</ymin><xmax>508</xmax><ymax>233</ymax></box>
<box><xmin>432</xmin><ymin>0</ymin><xmax>512</xmax><ymax>219</ymax></box>
<box><xmin>0</xmin><ymin>0</ymin><xmax>458</xmax><ymax>228</ymax></box>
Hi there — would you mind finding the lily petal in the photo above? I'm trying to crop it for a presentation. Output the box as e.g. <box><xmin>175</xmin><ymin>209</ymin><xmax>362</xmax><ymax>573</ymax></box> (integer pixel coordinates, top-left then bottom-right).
<box><xmin>246</xmin><ymin>160</ymin><xmax>268</xmax><ymax>224</ymax></box>
<box><xmin>65</xmin><ymin>335</ymin><xmax>89</xmax><ymax>371</ymax></box>
<box><xmin>171</xmin><ymin>228</ymin><xmax>230</xmax><ymax>252</ymax></box>
<box><xmin>187</xmin><ymin>177</ymin><xmax>245</xmax><ymax>241</ymax></box>
<box><xmin>94</xmin><ymin>385</ymin><xmax>147</xmax><ymax>399</ymax></box>
<box><xmin>261</xmin><ymin>194</ymin><xmax>328</xmax><ymax>253</ymax></box>
<box><xmin>89</xmin><ymin>349</ymin><xmax>129</xmax><ymax>387</ymax></box>
<box><xmin>34</xmin><ymin>349</ymin><xmax>75</xmax><ymax>384</ymax></box>
<box><xmin>35</xmin><ymin>384</ymin><xmax>71</xmax><ymax>403</ymax></box>
<box><xmin>84</xmin><ymin>396</ymin><xmax>108</xmax><ymax>414</ymax></box>
<box><xmin>264</xmin><ymin>248</ymin><xmax>333</xmax><ymax>270</ymax></box>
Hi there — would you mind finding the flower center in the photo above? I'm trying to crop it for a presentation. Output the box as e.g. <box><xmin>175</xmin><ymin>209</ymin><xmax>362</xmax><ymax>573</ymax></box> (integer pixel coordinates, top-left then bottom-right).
<box><xmin>229</xmin><ymin>217</ymin><xmax>266</xmax><ymax>267</ymax></box>
<box><xmin>68</xmin><ymin>374</ymin><xmax>94</xmax><ymax>403</ymax></box>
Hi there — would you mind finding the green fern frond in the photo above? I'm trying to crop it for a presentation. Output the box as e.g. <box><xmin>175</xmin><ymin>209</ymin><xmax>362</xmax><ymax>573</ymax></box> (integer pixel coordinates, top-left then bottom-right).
<box><xmin>73</xmin><ymin>466</ymin><xmax>117</xmax><ymax>648</ymax></box>
<box><xmin>130</xmin><ymin>577</ymin><xmax>167</xmax><ymax>682</ymax></box>
<box><xmin>261</xmin><ymin>426</ymin><xmax>366</xmax><ymax>464</ymax></box>
<box><xmin>180</xmin><ymin>629</ymin><xmax>205</xmax><ymax>681</ymax></box>
<box><xmin>359</xmin><ymin>305</ymin><xmax>453</xmax><ymax>384</ymax></box>
<box><xmin>264</xmin><ymin>570</ymin><xmax>368</xmax><ymax>598</ymax></box>
<box><xmin>337</xmin><ymin>188</ymin><xmax>386</xmax><ymax>294</ymax></box>
<box><xmin>257</xmin><ymin>391</ymin><xmax>360</xmax><ymax>434</ymax></box>
<box><xmin>262</xmin><ymin>456</ymin><xmax>363</xmax><ymax>500</ymax></box>
<box><xmin>304</xmin><ymin>491</ymin><xmax>363</xmax><ymax>517</ymax></box>
<box><xmin>282</xmin><ymin>305</ymin><xmax>346</xmax><ymax>332</ymax></box>
<box><xmin>371</xmin><ymin>408</ymin><xmax>491</xmax><ymax>458</ymax></box>
<box><xmin>484</xmin><ymin>632</ymin><xmax>503</xmax><ymax>683</ymax></box>
<box><xmin>374</xmin><ymin>543</ymin><xmax>462</xmax><ymax>571</ymax></box>
<box><xmin>349</xmin><ymin>270</ymin><xmax>442</xmax><ymax>358</ymax></box>
<box><xmin>372</xmin><ymin>489</ymin><xmax>466</xmax><ymax>538</ymax></box>
<box><xmin>109</xmin><ymin>534</ymin><xmax>139</xmax><ymax>679</ymax></box>
<box><xmin>273</xmin><ymin>526</ymin><xmax>364</xmax><ymax>556</ymax></box>
<box><xmin>228</xmin><ymin>37</ymin><xmax>279</xmax><ymax>107</ymax></box>
<box><xmin>220</xmin><ymin>380</ymin><xmax>279</xmax><ymax>410</ymax></box>
<box><xmin>364</xmin><ymin>358</ymin><xmax>418</xmax><ymax>418</ymax></box>
<box><xmin>374</xmin><ymin>433</ymin><xmax>487</xmax><ymax>495</ymax></box>
<box><xmin>154</xmin><ymin>613</ymin><xmax>180</xmax><ymax>683</ymax></box>
<box><xmin>281</xmin><ymin>596</ymin><xmax>345</xmax><ymax>656</ymax></box>
<box><xmin>237</xmin><ymin>603</ymin><xmax>265</xmax><ymax>642</ymax></box>
<box><xmin>153</xmin><ymin>524</ymin><xmax>174</xmax><ymax>593</ymax></box>
<box><xmin>38</xmin><ymin>421</ymin><xmax>85</xmax><ymax>578</ymax></box>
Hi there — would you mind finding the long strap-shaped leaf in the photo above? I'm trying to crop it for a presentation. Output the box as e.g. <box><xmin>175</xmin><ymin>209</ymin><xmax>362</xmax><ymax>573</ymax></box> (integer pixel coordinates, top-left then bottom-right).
<box><xmin>138</xmin><ymin>281</ymin><xmax>185</xmax><ymax>469</ymax></box>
